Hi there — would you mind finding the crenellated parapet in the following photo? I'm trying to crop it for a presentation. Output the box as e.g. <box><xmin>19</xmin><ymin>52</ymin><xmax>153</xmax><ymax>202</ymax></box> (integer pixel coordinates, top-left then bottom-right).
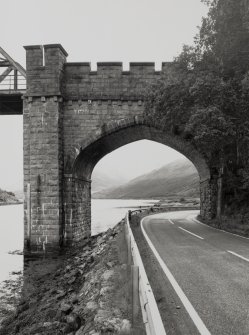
<box><xmin>23</xmin><ymin>44</ymin><xmax>176</xmax><ymax>101</ymax></box>
<box><xmin>63</xmin><ymin>61</ymin><xmax>174</xmax><ymax>101</ymax></box>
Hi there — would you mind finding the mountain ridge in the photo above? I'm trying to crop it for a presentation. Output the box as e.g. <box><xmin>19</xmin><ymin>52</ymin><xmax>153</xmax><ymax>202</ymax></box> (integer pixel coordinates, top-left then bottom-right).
<box><xmin>93</xmin><ymin>158</ymin><xmax>200</xmax><ymax>199</ymax></box>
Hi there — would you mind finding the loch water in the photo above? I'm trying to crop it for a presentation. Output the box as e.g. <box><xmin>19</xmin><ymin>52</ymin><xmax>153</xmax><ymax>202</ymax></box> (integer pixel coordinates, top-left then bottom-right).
<box><xmin>0</xmin><ymin>199</ymin><xmax>158</xmax><ymax>285</ymax></box>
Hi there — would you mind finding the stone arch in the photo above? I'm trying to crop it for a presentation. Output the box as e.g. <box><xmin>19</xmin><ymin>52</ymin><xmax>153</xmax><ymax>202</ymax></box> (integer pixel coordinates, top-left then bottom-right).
<box><xmin>63</xmin><ymin>117</ymin><xmax>216</xmax><ymax>245</ymax></box>
<box><xmin>23</xmin><ymin>43</ymin><xmax>218</xmax><ymax>252</ymax></box>
<box><xmin>73</xmin><ymin>116</ymin><xmax>210</xmax><ymax>181</ymax></box>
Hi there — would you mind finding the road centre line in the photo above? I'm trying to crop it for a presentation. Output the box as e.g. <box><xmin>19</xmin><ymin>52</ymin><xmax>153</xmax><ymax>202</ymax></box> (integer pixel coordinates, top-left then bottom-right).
<box><xmin>168</xmin><ymin>219</ymin><xmax>174</xmax><ymax>225</ymax></box>
<box><xmin>141</xmin><ymin>217</ymin><xmax>211</xmax><ymax>335</ymax></box>
<box><xmin>227</xmin><ymin>250</ymin><xmax>249</xmax><ymax>263</ymax></box>
<box><xmin>178</xmin><ymin>227</ymin><xmax>204</xmax><ymax>240</ymax></box>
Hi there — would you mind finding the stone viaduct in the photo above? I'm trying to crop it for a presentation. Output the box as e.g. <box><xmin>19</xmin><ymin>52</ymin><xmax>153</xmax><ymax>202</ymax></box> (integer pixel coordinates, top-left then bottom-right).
<box><xmin>23</xmin><ymin>44</ymin><xmax>217</xmax><ymax>252</ymax></box>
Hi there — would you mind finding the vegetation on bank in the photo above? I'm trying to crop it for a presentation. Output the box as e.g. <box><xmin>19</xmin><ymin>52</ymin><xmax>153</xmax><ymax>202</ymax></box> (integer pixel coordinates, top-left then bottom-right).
<box><xmin>0</xmin><ymin>188</ymin><xmax>20</xmax><ymax>205</ymax></box>
<box><xmin>144</xmin><ymin>0</ymin><xmax>249</xmax><ymax>224</ymax></box>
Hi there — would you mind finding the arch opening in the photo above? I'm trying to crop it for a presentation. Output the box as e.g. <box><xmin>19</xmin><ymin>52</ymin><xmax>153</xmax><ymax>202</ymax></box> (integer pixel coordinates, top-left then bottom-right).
<box><xmin>73</xmin><ymin>123</ymin><xmax>210</xmax><ymax>183</ymax></box>
<box><xmin>91</xmin><ymin>139</ymin><xmax>201</xmax><ymax>235</ymax></box>
<box><xmin>63</xmin><ymin>119</ymin><xmax>217</xmax><ymax>245</ymax></box>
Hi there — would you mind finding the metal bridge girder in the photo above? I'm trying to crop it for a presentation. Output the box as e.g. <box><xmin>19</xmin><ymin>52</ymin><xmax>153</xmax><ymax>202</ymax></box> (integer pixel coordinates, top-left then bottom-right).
<box><xmin>0</xmin><ymin>47</ymin><xmax>26</xmax><ymax>115</ymax></box>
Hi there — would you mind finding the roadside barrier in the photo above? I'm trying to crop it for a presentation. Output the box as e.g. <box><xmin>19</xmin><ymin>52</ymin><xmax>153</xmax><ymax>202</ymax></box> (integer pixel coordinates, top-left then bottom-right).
<box><xmin>125</xmin><ymin>212</ymin><xmax>167</xmax><ymax>335</ymax></box>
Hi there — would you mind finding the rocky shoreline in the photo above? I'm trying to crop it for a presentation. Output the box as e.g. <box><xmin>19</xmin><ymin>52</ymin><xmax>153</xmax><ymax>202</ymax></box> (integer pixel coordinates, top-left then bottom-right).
<box><xmin>0</xmin><ymin>220</ymin><xmax>143</xmax><ymax>335</ymax></box>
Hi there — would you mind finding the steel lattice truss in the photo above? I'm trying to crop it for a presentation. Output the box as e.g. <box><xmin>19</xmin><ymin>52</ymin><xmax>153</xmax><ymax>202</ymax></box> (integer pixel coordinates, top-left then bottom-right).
<box><xmin>0</xmin><ymin>47</ymin><xmax>26</xmax><ymax>93</ymax></box>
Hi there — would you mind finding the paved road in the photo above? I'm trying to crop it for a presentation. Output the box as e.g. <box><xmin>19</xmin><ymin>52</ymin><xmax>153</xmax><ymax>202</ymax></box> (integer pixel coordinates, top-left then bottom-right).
<box><xmin>142</xmin><ymin>211</ymin><xmax>249</xmax><ymax>335</ymax></box>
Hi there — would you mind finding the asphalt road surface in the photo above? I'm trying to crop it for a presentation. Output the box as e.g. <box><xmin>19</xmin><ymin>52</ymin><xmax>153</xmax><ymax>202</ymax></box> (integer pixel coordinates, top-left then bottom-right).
<box><xmin>141</xmin><ymin>210</ymin><xmax>249</xmax><ymax>335</ymax></box>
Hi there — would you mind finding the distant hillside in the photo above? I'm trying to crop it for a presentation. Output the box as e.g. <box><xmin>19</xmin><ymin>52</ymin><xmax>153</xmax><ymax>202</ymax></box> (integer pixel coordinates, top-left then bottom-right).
<box><xmin>0</xmin><ymin>188</ymin><xmax>21</xmax><ymax>205</ymax></box>
<box><xmin>91</xmin><ymin>169</ymin><xmax>129</xmax><ymax>196</ymax></box>
<box><xmin>94</xmin><ymin>159</ymin><xmax>200</xmax><ymax>199</ymax></box>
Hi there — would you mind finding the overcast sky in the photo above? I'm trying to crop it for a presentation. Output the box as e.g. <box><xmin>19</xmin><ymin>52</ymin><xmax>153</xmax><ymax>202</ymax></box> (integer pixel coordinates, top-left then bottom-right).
<box><xmin>0</xmin><ymin>0</ymin><xmax>207</xmax><ymax>191</ymax></box>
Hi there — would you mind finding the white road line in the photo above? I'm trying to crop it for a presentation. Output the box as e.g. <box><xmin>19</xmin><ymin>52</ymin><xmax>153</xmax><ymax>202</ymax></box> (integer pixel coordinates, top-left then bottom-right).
<box><xmin>168</xmin><ymin>219</ymin><xmax>174</xmax><ymax>225</ymax></box>
<box><xmin>227</xmin><ymin>250</ymin><xmax>249</xmax><ymax>263</ymax></box>
<box><xmin>178</xmin><ymin>227</ymin><xmax>204</xmax><ymax>240</ymax></box>
<box><xmin>141</xmin><ymin>218</ymin><xmax>211</xmax><ymax>335</ymax></box>
<box><xmin>191</xmin><ymin>216</ymin><xmax>249</xmax><ymax>241</ymax></box>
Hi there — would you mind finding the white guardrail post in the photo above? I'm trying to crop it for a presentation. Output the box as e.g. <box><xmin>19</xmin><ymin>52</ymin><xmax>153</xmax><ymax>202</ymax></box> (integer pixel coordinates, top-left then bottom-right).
<box><xmin>126</xmin><ymin>212</ymin><xmax>167</xmax><ymax>335</ymax></box>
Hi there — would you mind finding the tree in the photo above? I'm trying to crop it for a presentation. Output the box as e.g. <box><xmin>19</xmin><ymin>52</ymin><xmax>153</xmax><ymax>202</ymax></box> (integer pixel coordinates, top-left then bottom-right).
<box><xmin>198</xmin><ymin>0</ymin><xmax>249</xmax><ymax>77</ymax></box>
<box><xmin>144</xmin><ymin>0</ymin><xmax>249</xmax><ymax>218</ymax></box>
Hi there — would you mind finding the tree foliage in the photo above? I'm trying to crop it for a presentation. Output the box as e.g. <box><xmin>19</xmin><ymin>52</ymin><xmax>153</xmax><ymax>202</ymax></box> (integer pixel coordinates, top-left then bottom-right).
<box><xmin>144</xmin><ymin>0</ymin><xmax>249</xmax><ymax>210</ymax></box>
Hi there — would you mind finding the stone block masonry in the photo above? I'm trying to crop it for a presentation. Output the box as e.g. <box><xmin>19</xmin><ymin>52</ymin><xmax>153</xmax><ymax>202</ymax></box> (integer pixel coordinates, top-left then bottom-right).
<box><xmin>23</xmin><ymin>97</ymin><xmax>64</xmax><ymax>252</ymax></box>
<box><xmin>23</xmin><ymin>44</ymin><xmax>217</xmax><ymax>253</ymax></box>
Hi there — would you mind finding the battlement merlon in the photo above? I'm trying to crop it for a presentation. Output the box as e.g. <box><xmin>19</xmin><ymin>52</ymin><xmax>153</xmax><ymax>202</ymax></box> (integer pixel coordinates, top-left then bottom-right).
<box><xmin>24</xmin><ymin>44</ymin><xmax>68</xmax><ymax>71</ymax></box>
<box><xmin>24</xmin><ymin>44</ymin><xmax>68</xmax><ymax>97</ymax></box>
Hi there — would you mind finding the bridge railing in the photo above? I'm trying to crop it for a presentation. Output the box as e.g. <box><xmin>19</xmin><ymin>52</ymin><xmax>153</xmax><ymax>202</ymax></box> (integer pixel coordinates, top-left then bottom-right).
<box><xmin>0</xmin><ymin>73</ymin><xmax>26</xmax><ymax>91</ymax></box>
<box><xmin>125</xmin><ymin>211</ymin><xmax>166</xmax><ymax>335</ymax></box>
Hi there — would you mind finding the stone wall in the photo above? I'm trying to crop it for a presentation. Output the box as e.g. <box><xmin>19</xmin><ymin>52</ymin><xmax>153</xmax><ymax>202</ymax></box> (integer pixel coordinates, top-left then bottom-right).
<box><xmin>23</xmin><ymin>45</ymin><xmax>67</xmax><ymax>252</ymax></box>
<box><xmin>23</xmin><ymin>44</ymin><xmax>215</xmax><ymax>252</ymax></box>
<box><xmin>200</xmin><ymin>178</ymin><xmax>218</xmax><ymax>219</ymax></box>
<box><xmin>63</xmin><ymin>101</ymin><xmax>144</xmax><ymax>173</ymax></box>
<box><xmin>23</xmin><ymin>97</ymin><xmax>64</xmax><ymax>252</ymax></box>
<box><xmin>63</xmin><ymin>176</ymin><xmax>91</xmax><ymax>246</ymax></box>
